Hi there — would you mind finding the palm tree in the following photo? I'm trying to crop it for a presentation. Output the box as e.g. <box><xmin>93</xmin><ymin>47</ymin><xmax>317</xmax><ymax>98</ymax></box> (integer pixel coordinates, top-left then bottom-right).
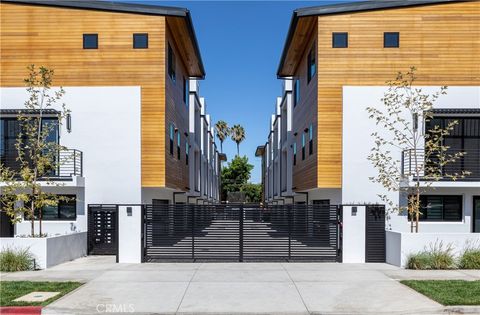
<box><xmin>215</xmin><ymin>120</ymin><xmax>230</xmax><ymax>153</ymax></box>
<box><xmin>231</xmin><ymin>124</ymin><xmax>245</xmax><ymax>156</ymax></box>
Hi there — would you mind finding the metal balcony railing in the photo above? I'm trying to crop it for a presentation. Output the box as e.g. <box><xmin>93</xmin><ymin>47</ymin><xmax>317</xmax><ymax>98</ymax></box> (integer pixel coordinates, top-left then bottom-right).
<box><xmin>1</xmin><ymin>149</ymin><xmax>83</xmax><ymax>180</ymax></box>
<box><xmin>402</xmin><ymin>149</ymin><xmax>480</xmax><ymax>181</ymax></box>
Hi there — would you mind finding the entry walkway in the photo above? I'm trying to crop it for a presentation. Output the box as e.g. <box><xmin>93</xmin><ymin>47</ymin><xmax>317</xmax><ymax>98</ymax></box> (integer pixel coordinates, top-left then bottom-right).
<box><xmin>2</xmin><ymin>256</ymin><xmax>479</xmax><ymax>314</ymax></box>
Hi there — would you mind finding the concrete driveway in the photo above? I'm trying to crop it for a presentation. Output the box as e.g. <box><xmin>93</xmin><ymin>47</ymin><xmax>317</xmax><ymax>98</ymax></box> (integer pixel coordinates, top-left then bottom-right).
<box><xmin>2</xmin><ymin>256</ymin><xmax>479</xmax><ymax>315</ymax></box>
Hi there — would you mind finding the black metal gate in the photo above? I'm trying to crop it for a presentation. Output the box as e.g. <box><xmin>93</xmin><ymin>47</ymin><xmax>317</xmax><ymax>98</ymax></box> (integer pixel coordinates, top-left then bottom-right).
<box><xmin>365</xmin><ymin>205</ymin><xmax>386</xmax><ymax>263</ymax></box>
<box><xmin>144</xmin><ymin>204</ymin><xmax>341</xmax><ymax>262</ymax></box>
<box><xmin>88</xmin><ymin>205</ymin><xmax>118</xmax><ymax>256</ymax></box>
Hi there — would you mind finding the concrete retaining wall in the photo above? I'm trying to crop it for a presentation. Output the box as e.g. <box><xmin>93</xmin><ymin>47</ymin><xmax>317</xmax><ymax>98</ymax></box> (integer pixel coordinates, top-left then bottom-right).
<box><xmin>386</xmin><ymin>230</ymin><xmax>480</xmax><ymax>267</ymax></box>
<box><xmin>1</xmin><ymin>232</ymin><xmax>87</xmax><ymax>269</ymax></box>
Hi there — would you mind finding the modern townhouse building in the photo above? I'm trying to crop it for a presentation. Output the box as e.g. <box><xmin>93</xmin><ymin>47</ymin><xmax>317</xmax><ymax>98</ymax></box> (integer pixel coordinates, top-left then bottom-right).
<box><xmin>258</xmin><ymin>0</ymin><xmax>479</xmax><ymax>236</ymax></box>
<box><xmin>0</xmin><ymin>0</ymin><xmax>221</xmax><ymax>236</ymax></box>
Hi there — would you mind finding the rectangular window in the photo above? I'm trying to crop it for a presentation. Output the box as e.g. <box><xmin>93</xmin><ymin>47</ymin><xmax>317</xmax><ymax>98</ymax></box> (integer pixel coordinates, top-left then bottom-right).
<box><xmin>294</xmin><ymin>79</ymin><xmax>300</xmax><ymax>107</ymax></box>
<box><xmin>34</xmin><ymin>195</ymin><xmax>76</xmax><ymax>220</ymax></box>
<box><xmin>384</xmin><ymin>32</ymin><xmax>399</xmax><ymax>48</ymax></box>
<box><xmin>332</xmin><ymin>32</ymin><xmax>348</xmax><ymax>48</ymax></box>
<box><xmin>168</xmin><ymin>43</ymin><xmax>176</xmax><ymax>83</ymax></box>
<box><xmin>425</xmin><ymin>116</ymin><xmax>480</xmax><ymax>178</ymax></box>
<box><xmin>183</xmin><ymin>77</ymin><xmax>189</xmax><ymax>106</ymax></box>
<box><xmin>185</xmin><ymin>139</ymin><xmax>189</xmax><ymax>165</ymax></box>
<box><xmin>293</xmin><ymin>141</ymin><xmax>297</xmax><ymax>166</ymax></box>
<box><xmin>169</xmin><ymin>124</ymin><xmax>174</xmax><ymax>155</ymax></box>
<box><xmin>133</xmin><ymin>33</ymin><xmax>148</xmax><ymax>49</ymax></box>
<box><xmin>83</xmin><ymin>34</ymin><xmax>98</xmax><ymax>49</ymax></box>
<box><xmin>307</xmin><ymin>44</ymin><xmax>316</xmax><ymax>83</ymax></box>
<box><xmin>177</xmin><ymin>132</ymin><xmax>181</xmax><ymax>160</ymax></box>
<box><xmin>412</xmin><ymin>195</ymin><xmax>463</xmax><ymax>222</ymax></box>
<box><xmin>309</xmin><ymin>123</ymin><xmax>313</xmax><ymax>155</ymax></box>
<box><xmin>301</xmin><ymin>133</ymin><xmax>306</xmax><ymax>160</ymax></box>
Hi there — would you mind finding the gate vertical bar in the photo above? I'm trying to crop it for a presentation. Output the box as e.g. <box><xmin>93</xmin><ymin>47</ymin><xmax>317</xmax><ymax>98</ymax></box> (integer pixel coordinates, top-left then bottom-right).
<box><xmin>141</xmin><ymin>205</ymin><xmax>145</xmax><ymax>263</ymax></box>
<box><xmin>239</xmin><ymin>204</ymin><xmax>244</xmax><ymax>262</ymax></box>
<box><xmin>288</xmin><ymin>204</ymin><xmax>292</xmax><ymax>260</ymax></box>
<box><xmin>191</xmin><ymin>204</ymin><xmax>195</xmax><ymax>261</ymax></box>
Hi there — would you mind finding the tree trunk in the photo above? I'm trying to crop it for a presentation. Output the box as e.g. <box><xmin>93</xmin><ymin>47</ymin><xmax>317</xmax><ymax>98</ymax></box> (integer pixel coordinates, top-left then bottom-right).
<box><xmin>30</xmin><ymin>201</ymin><xmax>35</xmax><ymax>237</ymax></box>
<box><xmin>220</xmin><ymin>141</ymin><xmax>223</xmax><ymax>154</ymax></box>
<box><xmin>415</xmin><ymin>186</ymin><xmax>420</xmax><ymax>233</ymax></box>
<box><xmin>236</xmin><ymin>143</ymin><xmax>239</xmax><ymax>156</ymax></box>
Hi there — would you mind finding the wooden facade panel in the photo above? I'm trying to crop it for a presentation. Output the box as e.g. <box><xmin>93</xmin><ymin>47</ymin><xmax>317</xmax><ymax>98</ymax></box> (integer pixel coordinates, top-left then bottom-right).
<box><xmin>315</xmin><ymin>1</ymin><xmax>480</xmax><ymax>188</ymax></box>
<box><xmin>292</xmin><ymin>21</ymin><xmax>318</xmax><ymax>192</ymax></box>
<box><xmin>164</xmin><ymin>20</ymin><xmax>190</xmax><ymax>191</ymax></box>
<box><xmin>0</xmin><ymin>3</ymin><xmax>168</xmax><ymax>187</ymax></box>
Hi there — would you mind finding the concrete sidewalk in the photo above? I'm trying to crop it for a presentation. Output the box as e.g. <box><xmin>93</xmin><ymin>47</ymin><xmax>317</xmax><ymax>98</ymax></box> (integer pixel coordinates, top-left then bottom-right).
<box><xmin>2</xmin><ymin>256</ymin><xmax>479</xmax><ymax>315</ymax></box>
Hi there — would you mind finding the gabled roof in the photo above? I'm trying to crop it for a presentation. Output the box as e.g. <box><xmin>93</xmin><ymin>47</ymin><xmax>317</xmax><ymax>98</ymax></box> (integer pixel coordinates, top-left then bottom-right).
<box><xmin>277</xmin><ymin>0</ymin><xmax>469</xmax><ymax>77</ymax></box>
<box><xmin>4</xmin><ymin>0</ymin><xmax>205</xmax><ymax>78</ymax></box>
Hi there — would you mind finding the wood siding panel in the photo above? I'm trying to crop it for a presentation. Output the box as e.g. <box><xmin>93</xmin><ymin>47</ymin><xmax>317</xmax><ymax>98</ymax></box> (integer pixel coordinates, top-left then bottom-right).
<box><xmin>165</xmin><ymin>20</ymin><xmax>189</xmax><ymax>191</ymax></box>
<box><xmin>0</xmin><ymin>3</ymin><xmax>168</xmax><ymax>188</ymax></box>
<box><xmin>292</xmin><ymin>22</ymin><xmax>318</xmax><ymax>192</ymax></box>
<box><xmin>316</xmin><ymin>1</ymin><xmax>480</xmax><ymax>188</ymax></box>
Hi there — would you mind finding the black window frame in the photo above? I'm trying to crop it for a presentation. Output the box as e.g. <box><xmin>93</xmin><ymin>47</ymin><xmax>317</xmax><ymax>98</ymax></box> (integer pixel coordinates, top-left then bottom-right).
<box><xmin>33</xmin><ymin>195</ymin><xmax>77</xmax><ymax>221</ymax></box>
<box><xmin>293</xmin><ymin>141</ymin><xmax>297</xmax><ymax>166</ymax></box>
<box><xmin>410</xmin><ymin>195</ymin><xmax>463</xmax><ymax>222</ymax></box>
<box><xmin>307</xmin><ymin>43</ymin><xmax>316</xmax><ymax>83</ymax></box>
<box><xmin>133</xmin><ymin>33</ymin><xmax>148</xmax><ymax>49</ymax></box>
<box><xmin>183</xmin><ymin>77</ymin><xmax>189</xmax><ymax>106</ymax></box>
<box><xmin>384</xmin><ymin>32</ymin><xmax>399</xmax><ymax>48</ymax></box>
<box><xmin>309</xmin><ymin>123</ymin><xmax>313</xmax><ymax>155</ymax></box>
<box><xmin>168</xmin><ymin>43</ymin><xmax>176</xmax><ymax>83</ymax></box>
<box><xmin>301</xmin><ymin>133</ymin><xmax>306</xmax><ymax>161</ymax></box>
<box><xmin>332</xmin><ymin>32</ymin><xmax>348</xmax><ymax>48</ymax></box>
<box><xmin>177</xmin><ymin>132</ymin><xmax>181</xmax><ymax>160</ymax></box>
<box><xmin>294</xmin><ymin>79</ymin><xmax>300</xmax><ymax>108</ymax></box>
<box><xmin>83</xmin><ymin>34</ymin><xmax>98</xmax><ymax>49</ymax></box>
<box><xmin>169</xmin><ymin>123</ymin><xmax>175</xmax><ymax>155</ymax></box>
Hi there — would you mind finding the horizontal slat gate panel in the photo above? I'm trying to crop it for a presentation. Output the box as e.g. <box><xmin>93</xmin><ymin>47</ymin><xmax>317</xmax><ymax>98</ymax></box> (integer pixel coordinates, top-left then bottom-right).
<box><xmin>144</xmin><ymin>204</ymin><xmax>339</xmax><ymax>262</ymax></box>
<box><xmin>365</xmin><ymin>206</ymin><xmax>386</xmax><ymax>263</ymax></box>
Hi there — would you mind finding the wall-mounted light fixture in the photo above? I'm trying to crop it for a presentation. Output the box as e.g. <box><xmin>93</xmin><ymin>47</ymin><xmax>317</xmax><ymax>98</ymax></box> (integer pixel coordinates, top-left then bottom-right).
<box><xmin>66</xmin><ymin>113</ymin><xmax>72</xmax><ymax>133</ymax></box>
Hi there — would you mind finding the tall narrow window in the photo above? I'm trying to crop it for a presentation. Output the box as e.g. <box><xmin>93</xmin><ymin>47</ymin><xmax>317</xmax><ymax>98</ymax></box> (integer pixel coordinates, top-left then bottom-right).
<box><xmin>169</xmin><ymin>124</ymin><xmax>174</xmax><ymax>155</ymax></box>
<box><xmin>301</xmin><ymin>133</ymin><xmax>306</xmax><ymax>160</ymax></box>
<box><xmin>183</xmin><ymin>77</ymin><xmax>189</xmax><ymax>106</ymax></box>
<box><xmin>83</xmin><ymin>34</ymin><xmax>98</xmax><ymax>49</ymax></box>
<box><xmin>133</xmin><ymin>33</ymin><xmax>148</xmax><ymax>49</ymax></box>
<box><xmin>294</xmin><ymin>79</ymin><xmax>300</xmax><ymax>107</ymax></box>
<box><xmin>293</xmin><ymin>141</ymin><xmax>297</xmax><ymax>166</ymax></box>
<box><xmin>177</xmin><ymin>132</ymin><xmax>181</xmax><ymax>160</ymax></box>
<box><xmin>384</xmin><ymin>32</ymin><xmax>399</xmax><ymax>48</ymax></box>
<box><xmin>168</xmin><ymin>43</ymin><xmax>176</xmax><ymax>83</ymax></box>
<box><xmin>309</xmin><ymin>124</ymin><xmax>313</xmax><ymax>155</ymax></box>
<box><xmin>307</xmin><ymin>44</ymin><xmax>316</xmax><ymax>83</ymax></box>
<box><xmin>185</xmin><ymin>138</ymin><xmax>189</xmax><ymax>165</ymax></box>
<box><xmin>332</xmin><ymin>32</ymin><xmax>348</xmax><ymax>48</ymax></box>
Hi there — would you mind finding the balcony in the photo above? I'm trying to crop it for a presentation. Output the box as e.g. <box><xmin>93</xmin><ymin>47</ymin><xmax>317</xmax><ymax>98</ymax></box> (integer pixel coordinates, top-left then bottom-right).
<box><xmin>402</xmin><ymin>149</ymin><xmax>480</xmax><ymax>182</ymax></box>
<box><xmin>1</xmin><ymin>149</ymin><xmax>83</xmax><ymax>181</ymax></box>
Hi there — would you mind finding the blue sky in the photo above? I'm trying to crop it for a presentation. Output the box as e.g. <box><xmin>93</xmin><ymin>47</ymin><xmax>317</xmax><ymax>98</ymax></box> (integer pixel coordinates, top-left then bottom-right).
<box><xmin>127</xmin><ymin>0</ymin><xmax>356</xmax><ymax>183</ymax></box>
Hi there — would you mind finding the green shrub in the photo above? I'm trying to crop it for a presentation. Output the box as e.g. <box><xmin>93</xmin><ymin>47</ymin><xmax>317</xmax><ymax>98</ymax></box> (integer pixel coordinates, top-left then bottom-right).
<box><xmin>0</xmin><ymin>247</ymin><xmax>34</xmax><ymax>272</ymax></box>
<box><xmin>407</xmin><ymin>252</ymin><xmax>432</xmax><ymax>270</ymax></box>
<box><xmin>459</xmin><ymin>249</ymin><xmax>480</xmax><ymax>269</ymax></box>
<box><xmin>406</xmin><ymin>241</ymin><xmax>455</xmax><ymax>270</ymax></box>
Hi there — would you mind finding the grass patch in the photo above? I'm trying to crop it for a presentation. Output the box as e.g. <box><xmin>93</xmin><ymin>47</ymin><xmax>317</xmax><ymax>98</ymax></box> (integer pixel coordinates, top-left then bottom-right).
<box><xmin>401</xmin><ymin>280</ymin><xmax>480</xmax><ymax>305</ymax></box>
<box><xmin>0</xmin><ymin>281</ymin><xmax>83</xmax><ymax>306</ymax></box>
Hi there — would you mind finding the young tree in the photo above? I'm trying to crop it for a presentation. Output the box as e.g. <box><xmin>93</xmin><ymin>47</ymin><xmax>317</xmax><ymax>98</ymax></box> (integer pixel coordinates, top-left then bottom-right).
<box><xmin>230</xmin><ymin>124</ymin><xmax>245</xmax><ymax>156</ymax></box>
<box><xmin>215</xmin><ymin>120</ymin><xmax>230</xmax><ymax>153</ymax></box>
<box><xmin>220</xmin><ymin>155</ymin><xmax>253</xmax><ymax>201</ymax></box>
<box><xmin>0</xmin><ymin>65</ymin><xmax>71</xmax><ymax>237</ymax></box>
<box><xmin>367</xmin><ymin>67</ymin><xmax>469</xmax><ymax>233</ymax></box>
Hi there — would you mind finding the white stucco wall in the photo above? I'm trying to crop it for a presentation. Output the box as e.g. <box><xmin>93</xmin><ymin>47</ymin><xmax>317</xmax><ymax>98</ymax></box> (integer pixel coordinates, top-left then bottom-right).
<box><xmin>1</xmin><ymin>87</ymin><xmax>142</xmax><ymax>235</ymax></box>
<box><xmin>386</xmin><ymin>230</ymin><xmax>480</xmax><ymax>267</ymax></box>
<box><xmin>342</xmin><ymin>86</ymin><xmax>480</xmax><ymax>233</ymax></box>
<box><xmin>118</xmin><ymin>206</ymin><xmax>142</xmax><ymax>263</ymax></box>
<box><xmin>342</xmin><ymin>205</ymin><xmax>366</xmax><ymax>263</ymax></box>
